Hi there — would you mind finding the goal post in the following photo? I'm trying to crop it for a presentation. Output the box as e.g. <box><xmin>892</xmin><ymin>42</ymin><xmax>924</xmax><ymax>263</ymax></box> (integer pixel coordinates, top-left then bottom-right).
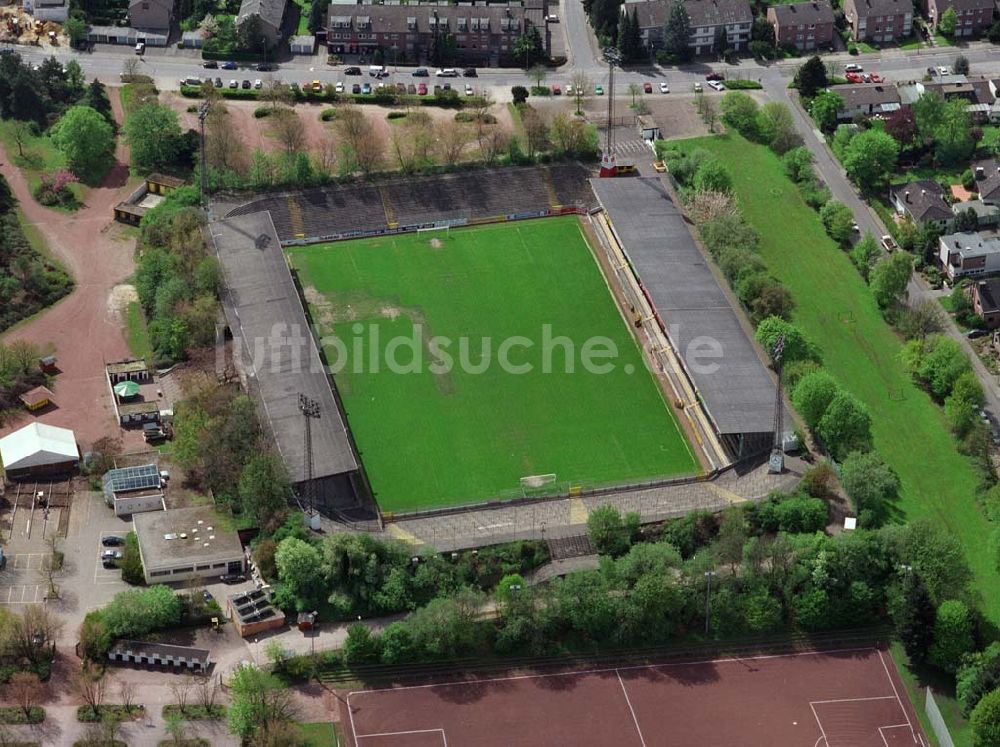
<box><xmin>417</xmin><ymin>224</ymin><xmax>451</xmax><ymax>239</ymax></box>
<box><xmin>520</xmin><ymin>473</ymin><xmax>557</xmax><ymax>496</ymax></box>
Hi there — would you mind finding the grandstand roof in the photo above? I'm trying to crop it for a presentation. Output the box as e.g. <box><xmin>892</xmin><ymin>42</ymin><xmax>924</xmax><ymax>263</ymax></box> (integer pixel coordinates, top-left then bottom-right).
<box><xmin>209</xmin><ymin>212</ymin><xmax>359</xmax><ymax>482</ymax></box>
<box><xmin>590</xmin><ymin>177</ymin><xmax>776</xmax><ymax>436</ymax></box>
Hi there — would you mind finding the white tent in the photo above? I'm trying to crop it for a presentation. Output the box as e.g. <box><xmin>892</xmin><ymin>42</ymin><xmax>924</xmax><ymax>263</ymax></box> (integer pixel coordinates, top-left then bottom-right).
<box><xmin>0</xmin><ymin>423</ymin><xmax>78</xmax><ymax>472</ymax></box>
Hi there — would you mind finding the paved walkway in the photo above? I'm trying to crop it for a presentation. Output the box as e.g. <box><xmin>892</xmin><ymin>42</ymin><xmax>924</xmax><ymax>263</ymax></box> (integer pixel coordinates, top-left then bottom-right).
<box><xmin>380</xmin><ymin>458</ymin><xmax>804</xmax><ymax>552</ymax></box>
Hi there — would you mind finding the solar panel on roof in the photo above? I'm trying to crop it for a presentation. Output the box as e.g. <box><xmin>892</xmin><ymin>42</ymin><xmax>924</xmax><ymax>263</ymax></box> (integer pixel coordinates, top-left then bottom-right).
<box><xmin>103</xmin><ymin>464</ymin><xmax>160</xmax><ymax>493</ymax></box>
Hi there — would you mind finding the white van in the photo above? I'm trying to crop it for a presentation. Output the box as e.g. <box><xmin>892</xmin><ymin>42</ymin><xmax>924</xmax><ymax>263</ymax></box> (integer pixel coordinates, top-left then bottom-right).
<box><xmin>368</xmin><ymin>64</ymin><xmax>385</xmax><ymax>76</ymax></box>
<box><xmin>135</xmin><ymin>42</ymin><xmax>145</xmax><ymax>55</ymax></box>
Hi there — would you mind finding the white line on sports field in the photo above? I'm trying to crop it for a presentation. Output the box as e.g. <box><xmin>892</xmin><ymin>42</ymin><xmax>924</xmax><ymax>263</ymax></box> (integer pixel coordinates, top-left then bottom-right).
<box><xmin>616</xmin><ymin>670</ymin><xmax>647</xmax><ymax>747</ymax></box>
<box><xmin>878</xmin><ymin>649</ymin><xmax>917</xmax><ymax>742</ymax></box>
<box><xmin>810</xmin><ymin>702</ymin><xmax>829</xmax><ymax>747</ymax></box>
<box><xmin>810</xmin><ymin>695</ymin><xmax>898</xmax><ymax>705</ymax></box>
<box><xmin>356</xmin><ymin>728</ymin><xmax>447</xmax><ymax>745</ymax></box>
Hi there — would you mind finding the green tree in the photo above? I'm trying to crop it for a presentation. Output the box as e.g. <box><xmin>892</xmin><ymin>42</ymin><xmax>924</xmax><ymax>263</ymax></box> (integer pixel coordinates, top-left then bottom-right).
<box><xmin>343</xmin><ymin>623</ymin><xmax>382</xmax><ymax>664</ymax></box>
<box><xmin>939</xmin><ymin>6</ymin><xmax>958</xmax><ymax>36</ymax></box>
<box><xmin>816</xmin><ymin>390</ymin><xmax>872</xmax><ymax>459</ymax></box>
<box><xmin>587</xmin><ymin>505</ymin><xmax>631</xmax><ymax>556</ymax></box>
<box><xmin>794</xmin><ymin>55</ymin><xmax>828</xmax><ymax>98</ymax></box>
<box><xmin>756</xmin><ymin>102</ymin><xmax>799</xmax><ymax>154</ymax></box>
<box><xmin>891</xmin><ymin>571</ymin><xmax>936</xmax><ymax>663</ymax></box>
<box><xmin>308</xmin><ymin>0</ymin><xmax>330</xmax><ymax>33</ymax></box>
<box><xmin>839</xmin><ymin>451</ymin><xmax>899</xmax><ymax>527</ymax></box>
<box><xmin>124</xmin><ymin>103</ymin><xmax>182</xmax><ymax>173</ymax></box>
<box><xmin>792</xmin><ymin>371</ymin><xmax>841</xmax><ymax>428</ymax></box>
<box><xmin>227</xmin><ymin>665</ymin><xmax>296</xmax><ymax>742</ymax></box>
<box><xmin>929</xmin><ymin>599</ymin><xmax>975</xmax><ymax>673</ymax></box>
<box><xmin>237</xmin><ymin>452</ymin><xmax>290</xmax><ymax>527</ymax></box>
<box><xmin>819</xmin><ymin>200</ymin><xmax>855</xmax><ymax>245</ymax></box>
<box><xmin>50</xmin><ymin>105</ymin><xmax>114</xmax><ymax>181</ymax></box>
<box><xmin>884</xmin><ymin>520</ymin><xmax>973</xmax><ymax>604</ymax></box>
<box><xmin>511</xmin><ymin>85</ymin><xmax>529</xmax><ymax>105</ymax></box>
<box><xmin>954</xmin><ymin>54</ymin><xmax>970</xmax><ymax>75</ymax></box>
<box><xmin>782</xmin><ymin>147</ymin><xmax>813</xmax><ymax>183</ymax></box>
<box><xmin>754</xmin><ymin>316</ymin><xmax>820</xmax><ymax>365</ymax></box>
<box><xmin>946</xmin><ymin>370</ymin><xmax>986</xmax><ymax>437</ymax></box>
<box><xmin>913</xmin><ymin>91</ymin><xmax>948</xmax><ymax>141</ymax></box>
<box><xmin>662</xmin><ymin>2</ymin><xmax>692</xmax><ymax>61</ymax></box>
<box><xmin>843</xmin><ymin>129</ymin><xmax>898</xmax><ymax>192</ymax></box>
<box><xmin>84</xmin><ymin>79</ymin><xmax>114</xmax><ymax>125</ymax></box>
<box><xmin>851</xmin><ymin>234</ymin><xmax>880</xmax><ymax>280</ymax></box>
<box><xmin>514</xmin><ymin>26</ymin><xmax>545</xmax><ymax>68</ymax></box>
<box><xmin>935</xmin><ymin>99</ymin><xmax>975</xmax><ymax>166</ymax></box>
<box><xmin>809</xmin><ymin>91</ymin><xmax>843</xmax><ymax>132</ymax></box>
<box><xmin>379</xmin><ymin>621</ymin><xmax>416</xmax><ymax>664</ymax></box>
<box><xmin>958</xmin><ymin>643</ymin><xmax>1000</xmax><ymax>716</ymax></box>
<box><xmin>869</xmin><ymin>252</ymin><xmax>913</xmax><ymax>309</ymax></box>
<box><xmin>274</xmin><ymin>538</ymin><xmax>324</xmax><ymax>610</ymax></box>
<box><xmin>236</xmin><ymin>14</ymin><xmax>267</xmax><ymax>52</ymax></box>
<box><xmin>720</xmin><ymin>91</ymin><xmax>759</xmax><ymax>138</ymax></box>
<box><xmin>742</xmin><ymin>588</ymin><xmax>783</xmax><ymax>633</ymax></box>
<box><xmin>65</xmin><ymin>13</ymin><xmax>88</xmax><ymax>48</ymax></box>
<box><xmin>693</xmin><ymin>158</ymin><xmax>731</xmax><ymax>192</ymax></box>
<box><xmin>972</xmin><ymin>687</ymin><xmax>1000</xmax><ymax>747</ymax></box>
<box><xmin>618</xmin><ymin>8</ymin><xmax>643</xmax><ymax>63</ymax></box>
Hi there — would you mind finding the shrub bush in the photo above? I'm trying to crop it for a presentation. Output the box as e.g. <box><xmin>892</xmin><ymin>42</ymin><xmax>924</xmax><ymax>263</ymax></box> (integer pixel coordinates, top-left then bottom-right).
<box><xmin>0</xmin><ymin>706</ymin><xmax>44</xmax><ymax>724</ymax></box>
<box><xmin>386</xmin><ymin>110</ymin><xmax>407</xmax><ymax>120</ymax></box>
<box><xmin>253</xmin><ymin>106</ymin><xmax>271</xmax><ymax>118</ymax></box>
<box><xmin>320</xmin><ymin>108</ymin><xmax>338</xmax><ymax>121</ymax></box>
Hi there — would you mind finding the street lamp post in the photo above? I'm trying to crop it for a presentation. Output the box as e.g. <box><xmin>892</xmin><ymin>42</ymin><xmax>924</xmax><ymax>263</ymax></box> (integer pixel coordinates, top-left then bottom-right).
<box><xmin>704</xmin><ymin>571</ymin><xmax>716</xmax><ymax>636</ymax></box>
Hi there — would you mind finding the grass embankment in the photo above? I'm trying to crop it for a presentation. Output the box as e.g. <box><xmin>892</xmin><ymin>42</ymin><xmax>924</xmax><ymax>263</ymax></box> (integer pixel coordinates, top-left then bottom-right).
<box><xmin>288</xmin><ymin>217</ymin><xmax>698</xmax><ymax>512</ymax></box>
<box><xmin>672</xmin><ymin>133</ymin><xmax>1000</xmax><ymax>624</ymax></box>
<box><xmin>891</xmin><ymin>642</ymin><xmax>971</xmax><ymax>746</ymax></box>
<box><xmin>298</xmin><ymin>722</ymin><xmax>340</xmax><ymax>746</ymax></box>
<box><xmin>125</xmin><ymin>301</ymin><xmax>152</xmax><ymax>361</ymax></box>
<box><xmin>0</xmin><ymin>121</ymin><xmax>87</xmax><ymax>207</ymax></box>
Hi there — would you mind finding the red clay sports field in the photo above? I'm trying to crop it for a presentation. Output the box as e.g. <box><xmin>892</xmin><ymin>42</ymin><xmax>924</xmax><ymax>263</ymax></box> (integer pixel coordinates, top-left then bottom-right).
<box><xmin>341</xmin><ymin>646</ymin><xmax>927</xmax><ymax>746</ymax></box>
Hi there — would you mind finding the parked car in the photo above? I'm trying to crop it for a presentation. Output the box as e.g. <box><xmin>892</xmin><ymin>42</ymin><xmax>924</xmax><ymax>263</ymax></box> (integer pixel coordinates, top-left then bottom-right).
<box><xmin>595</xmin><ymin>84</ymin><xmax>604</xmax><ymax>95</ymax></box>
<box><xmin>546</xmin><ymin>13</ymin><xmax>558</xmax><ymax>21</ymax></box>
<box><xmin>256</xmin><ymin>63</ymin><xmax>276</xmax><ymax>71</ymax></box>
<box><xmin>417</xmin><ymin>82</ymin><xmax>427</xmax><ymax>95</ymax></box>
<box><xmin>220</xmin><ymin>573</ymin><xmax>245</xmax><ymax>583</ymax></box>
<box><xmin>102</xmin><ymin>535</ymin><xmax>124</xmax><ymax>547</ymax></box>
<box><xmin>221</xmin><ymin>60</ymin><xmax>238</xmax><ymax>70</ymax></box>
<box><xmin>101</xmin><ymin>549</ymin><xmax>124</xmax><ymax>561</ymax></box>
<box><xmin>203</xmin><ymin>60</ymin><xmax>218</xmax><ymax>69</ymax></box>
<box><xmin>407</xmin><ymin>83</ymin><xmax>416</xmax><ymax>94</ymax></box>
<box><xmin>880</xmin><ymin>235</ymin><xmax>898</xmax><ymax>252</ymax></box>
<box><xmin>937</xmin><ymin>66</ymin><xmax>950</xmax><ymax>76</ymax></box>
<box><xmin>311</xmin><ymin>80</ymin><xmax>322</xmax><ymax>92</ymax></box>
<box><xmin>705</xmin><ymin>72</ymin><xmax>724</xmax><ymax>81</ymax></box>
<box><xmin>463</xmin><ymin>68</ymin><xmax>477</xmax><ymax>77</ymax></box>
<box><xmin>412</xmin><ymin>67</ymin><xmax>429</xmax><ymax>77</ymax></box>
<box><xmin>643</xmin><ymin>82</ymin><xmax>652</xmax><ymax>93</ymax></box>
<box><xmin>335</xmin><ymin>81</ymin><xmax>344</xmax><ymax>93</ymax></box>
<box><xmin>442</xmin><ymin>82</ymin><xmax>451</xmax><ymax>90</ymax></box>
<box><xmin>868</xmin><ymin>73</ymin><xmax>882</xmax><ymax>83</ymax></box>
<box><xmin>396</xmin><ymin>82</ymin><xmax>406</xmax><ymax>94</ymax></box>
<box><xmin>552</xmin><ymin>84</ymin><xmax>561</xmax><ymax>95</ymax></box>
<box><xmin>241</xmin><ymin>79</ymin><xmax>251</xmax><ymax>89</ymax></box>
<box><xmin>214</xmin><ymin>77</ymin><xmax>223</xmax><ymax>88</ymax></box>
<box><xmin>103</xmin><ymin>559</ymin><xmax>118</xmax><ymax>569</ymax></box>
<box><xmin>707</xmin><ymin>80</ymin><xmax>725</xmax><ymax>92</ymax></box>
<box><xmin>693</xmin><ymin>82</ymin><xmax>703</xmax><ymax>92</ymax></box>
<box><xmin>436</xmin><ymin>68</ymin><xmax>459</xmax><ymax>77</ymax></box>
<box><xmin>845</xmin><ymin>63</ymin><xmax>863</xmax><ymax>73</ymax></box>
<box><xmin>659</xmin><ymin>82</ymin><xmax>669</xmax><ymax>93</ymax></box>
<box><xmin>967</xmin><ymin>328</ymin><xmax>988</xmax><ymax>339</ymax></box>
<box><xmin>465</xmin><ymin>84</ymin><xmax>474</xmax><ymax>95</ymax></box>
<box><xmin>352</xmin><ymin>83</ymin><xmax>361</xmax><ymax>94</ymax></box>
<box><xmin>228</xmin><ymin>79</ymin><xmax>238</xmax><ymax>89</ymax></box>
<box><xmin>345</xmin><ymin>66</ymin><xmax>362</xmax><ymax>75</ymax></box>
<box><xmin>254</xmin><ymin>79</ymin><xmax>263</xmax><ymax>89</ymax></box>
<box><xmin>845</xmin><ymin>72</ymin><xmax>863</xmax><ymax>84</ymax></box>
<box><xmin>361</xmin><ymin>82</ymin><xmax>372</xmax><ymax>94</ymax></box>
<box><xmin>135</xmin><ymin>42</ymin><xmax>145</xmax><ymax>55</ymax></box>
<box><xmin>203</xmin><ymin>590</ymin><xmax>214</xmax><ymax>602</ymax></box>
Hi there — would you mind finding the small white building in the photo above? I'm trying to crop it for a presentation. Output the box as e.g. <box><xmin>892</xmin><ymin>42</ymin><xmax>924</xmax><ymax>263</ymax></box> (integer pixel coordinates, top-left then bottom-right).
<box><xmin>938</xmin><ymin>231</ymin><xmax>1000</xmax><ymax>281</ymax></box>
<box><xmin>102</xmin><ymin>464</ymin><xmax>165</xmax><ymax>517</ymax></box>
<box><xmin>133</xmin><ymin>506</ymin><xmax>245</xmax><ymax>585</ymax></box>
<box><xmin>0</xmin><ymin>422</ymin><xmax>78</xmax><ymax>480</ymax></box>
<box><xmin>289</xmin><ymin>34</ymin><xmax>315</xmax><ymax>54</ymax></box>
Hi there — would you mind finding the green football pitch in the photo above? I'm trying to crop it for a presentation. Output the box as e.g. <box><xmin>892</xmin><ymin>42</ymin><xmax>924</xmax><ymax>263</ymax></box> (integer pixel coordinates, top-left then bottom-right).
<box><xmin>287</xmin><ymin>217</ymin><xmax>697</xmax><ymax>512</ymax></box>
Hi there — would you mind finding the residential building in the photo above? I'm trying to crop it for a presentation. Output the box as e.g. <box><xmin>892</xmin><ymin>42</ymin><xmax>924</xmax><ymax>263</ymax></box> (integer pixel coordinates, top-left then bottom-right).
<box><xmin>24</xmin><ymin>0</ymin><xmax>68</xmax><ymax>23</ymax></box>
<box><xmin>828</xmin><ymin>83</ymin><xmax>901</xmax><ymax>120</ymax></box>
<box><xmin>326</xmin><ymin>4</ymin><xmax>536</xmax><ymax>66</ymax></box>
<box><xmin>938</xmin><ymin>231</ymin><xmax>1000</xmax><ymax>280</ymax></box>
<box><xmin>128</xmin><ymin>0</ymin><xmax>175</xmax><ymax>33</ymax></box>
<box><xmin>971</xmin><ymin>278</ymin><xmax>1000</xmax><ymax>327</ymax></box>
<box><xmin>843</xmin><ymin>0</ymin><xmax>912</xmax><ymax>41</ymax></box>
<box><xmin>890</xmin><ymin>180</ymin><xmax>954</xmax><ymax>230</ymax></box>
<box><xmin>954</xmin><ymin>199</ymin><xmax>1000</xmax><ymax>227</ymax></box>
<box><xmin>766</xmin><ymin>1</ymin><xmax>835</xmax><ymax>52</ymax></box>
<box><xmin>236</xmin><ymin>0</ymin><xmax>288</xmax><ymax>48</ymax></box>
<box><xmin>972</xmin><ymin>159</ymin><xmax>1000</xmax><ymax>204</ymax></box>
<box><xmin>133</xmin><ymin>506</ymin><xmax>245</xmax><ymax>585</ymax></box>
<box><xmin>624</xmin><ymin>0</ymin><xmax>753</xmax><ymax>55</ymax></box>
<box><xmin>925</xmin><ymin>0</ymin><xmax>993</xmax><ymax>36</ymax></box>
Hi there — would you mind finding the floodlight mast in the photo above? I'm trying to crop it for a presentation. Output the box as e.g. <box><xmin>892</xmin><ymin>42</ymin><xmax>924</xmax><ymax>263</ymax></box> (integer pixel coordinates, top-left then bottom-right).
<box><xmin>299</xmin><ymin>393</ymin><xmax>321</xmax><ymax>513</ymax></box>
<box><xmin>198</xmin><ymin>101</ymin><xmax>211</xmax><ymax>206</ymax></box>
<box><xmin>768</xmin><ymin>334</ymin><xmax>785</xmax><ymax>474</ymax></box>
<box><xmin>599</xmin><ymin>47</ymin><xmax>622</xmax><ymax>178</ymax></box>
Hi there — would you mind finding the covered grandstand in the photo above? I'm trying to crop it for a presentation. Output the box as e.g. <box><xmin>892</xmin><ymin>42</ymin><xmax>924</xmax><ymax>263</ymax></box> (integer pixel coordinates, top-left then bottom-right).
<box><xmin>591</xmin><ymin>177</ymin><xmax>776</xmax><ymax>460</ymax></box>
<box><xmin>209</xmin><ymin>212</ymin><xmax>366</xmax><ymax>514</ymax></box>
<box><xmin>222</xmin><ymin>165</ymin><xmax>596</xmax><ymax>243</ymax></box>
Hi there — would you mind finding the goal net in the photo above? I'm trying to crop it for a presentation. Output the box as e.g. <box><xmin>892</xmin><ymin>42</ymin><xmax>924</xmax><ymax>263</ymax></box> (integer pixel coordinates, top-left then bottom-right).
<box><xmin>520</xmin><ymin>473</ymin><xmax>557</xmax><ymax>495</ymax></box>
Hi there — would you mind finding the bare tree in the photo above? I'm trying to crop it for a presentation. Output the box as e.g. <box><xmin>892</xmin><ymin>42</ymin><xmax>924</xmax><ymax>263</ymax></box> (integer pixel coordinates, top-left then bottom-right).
<box><xmin>435</xmin><ymin>121</ymin><xmax>469</xmax><ymax>166</ymax></box>
<box><xmin>117</xmin><ymin>679</ymin><xmax>137</xmax><ymax>713</ymax></box>
<box><xmin>471</xmin><ymin>89</ymin><xmax>494</xmax><ymax>124</ymax></box>
<box><xmin>260</xmin><ymin>77</ymin><xmax>293</xmax><ymax>111</ymax></box>
<box><xmin>314</xmin><ymin>133</ymin><xmax>339</xmax><ymax>175</ymax></box>
<box><xmin>121</xmin><ymin>57</ymin><xmax>140</xmax><ymax>81</ymax></box>
<box><xmin>72</xmin><ymin>665</ymin><xmax>107</xmax><ymax>717</ymax></box>
<box><xmin>164</xmin><ymin>712</ymin><xmax>188</xmax><ymax>745</ymax></box>
<box><xmin>206</xmin><ymin>104</ymin><xmax>249</xmax><ymax>175</ymax></box>
<box><xmin>5</xmin><ymin>672</ymin><xmax>45</xmax><ymax>720</ymax></box>
<box><xmin>335</xmin><ymin>106</ymin><xmax>384</xmax><ymax>175</ymax></box>
<box><xmin>250</xmin><ymin>719</ymin><xmax>301</xmax><ymax>746</ymax></box>
<box><xmin>529</xmin><ymin>64</ymin><xmax>547</xmax><ymax>89</ymax></box>
<box><xmin>686</xmin><ymin>190</ymin><xmax>739</xmax><ymax>224</ymax></box>
<box><xmin>627</xmin><ymin>82</ymin><xmax>641</xmax><ymax>107</ymax></box>
<box><xmin>9</xmin><ymin>121</ymin><xmax>31</xmax><ymax>159</ymax></box>
<box><xmin>11</xmin><ymin>605</ymin><xmax>62</xmax><ymax>663</ymax></box>
<box><xmin>479</xmin><ymin>127</ymin><xmax>510</xmax><ymax>166</ymax></box>
<box><xmin>195</xmin><ymin>675</ymin><xmax>219</xmax><ymax>711</ymax></box>
<box><xmin>521</xmin><ymin>106</ymin><xmax>550</xmax><ymax>158</ymax></box>
<box><xmin>170</xmin><ymin>675</ymin><xmax>194</xmax><ymax>715</ymax></box>
<box><xmin>570</xmin><ymin>72</ymin><xmax>590</xmax><ymax>116</ymax></box>
<box><xmin>41</xmin><ymin>534</ymin><xmax>62</xmax><ymax>600</ymax></box>
<box><xmin>270</xmin><ymin>108</ymin><xmax>306</xmax><ymax>155</ymax></box>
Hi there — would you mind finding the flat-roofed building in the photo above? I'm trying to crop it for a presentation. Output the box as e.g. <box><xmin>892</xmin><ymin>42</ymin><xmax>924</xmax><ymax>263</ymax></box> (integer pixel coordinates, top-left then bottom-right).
<box><xmin>133</xmin><ymin>506</ymin><xmax>245</xmax><ymax>585</ymax></box>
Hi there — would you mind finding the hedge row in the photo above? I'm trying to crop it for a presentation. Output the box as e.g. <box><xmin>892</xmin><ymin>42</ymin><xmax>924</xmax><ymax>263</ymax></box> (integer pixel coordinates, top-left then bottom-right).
<box><xmin>0</xmin><ymin>707</ymin><xmax>44</xmax><ymax>725</ymax></box>
<box><xmin>179</xmin><ymin>84</ymin><xmax>484</xmax><ymax>109</ymax></box>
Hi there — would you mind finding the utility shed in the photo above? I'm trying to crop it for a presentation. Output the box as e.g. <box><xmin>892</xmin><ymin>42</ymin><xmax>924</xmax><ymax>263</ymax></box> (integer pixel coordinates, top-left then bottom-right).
<box><xmin>0</xmin><ymin>423</ymin><xmax>79</xmax><ymax>479</ymax></box>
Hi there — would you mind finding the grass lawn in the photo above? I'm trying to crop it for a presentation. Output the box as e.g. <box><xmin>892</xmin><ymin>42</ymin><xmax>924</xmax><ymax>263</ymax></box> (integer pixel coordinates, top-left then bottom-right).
<box><xmin>890</xmin><ymin>641</ymin><xmax>971</xmax><ymax>746</ymax></box>
<box><xmin>297</xmin><ymin>723</ymin><xmax>339</xmax><ymax>746</ymax></box>
<box><xmin>125</xmin><ymin>301</ymin><xmax>152</xmax><ymax>361</ymax></box>
<box><xmin>890</xmin><ymin>163</ymin><xmax>966</xmax><ymax>185</ymax></box>
<box><xmin>290</xmin><ymin>0</ymin><xmax>312</xmax><ymax>35</ymax></box>
<box><xmin>287</xmin><ymin>217</ymin><xmax>698</xmax><ymax>512</ymax></box>
<box><xmin>671</xmin><ymin>133</ymin><xmax>1000</xmax><ymax>623</ymax></box>
<box><xmin>898</xmin><ymin>36</ymin><xmax>925</xmax><ymax>50</ymax></box>
<box><xmin>0</xmin><ymin>121</ymin><xmax>88</xmax><ymax>207</ymax></box>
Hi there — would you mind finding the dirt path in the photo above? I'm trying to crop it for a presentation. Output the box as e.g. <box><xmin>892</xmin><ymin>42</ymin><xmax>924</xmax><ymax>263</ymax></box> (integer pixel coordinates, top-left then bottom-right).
<box><xmin>0</xmin><ymin>90</ymin><xmax>141</xmax><ymax>450</ymax></box>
